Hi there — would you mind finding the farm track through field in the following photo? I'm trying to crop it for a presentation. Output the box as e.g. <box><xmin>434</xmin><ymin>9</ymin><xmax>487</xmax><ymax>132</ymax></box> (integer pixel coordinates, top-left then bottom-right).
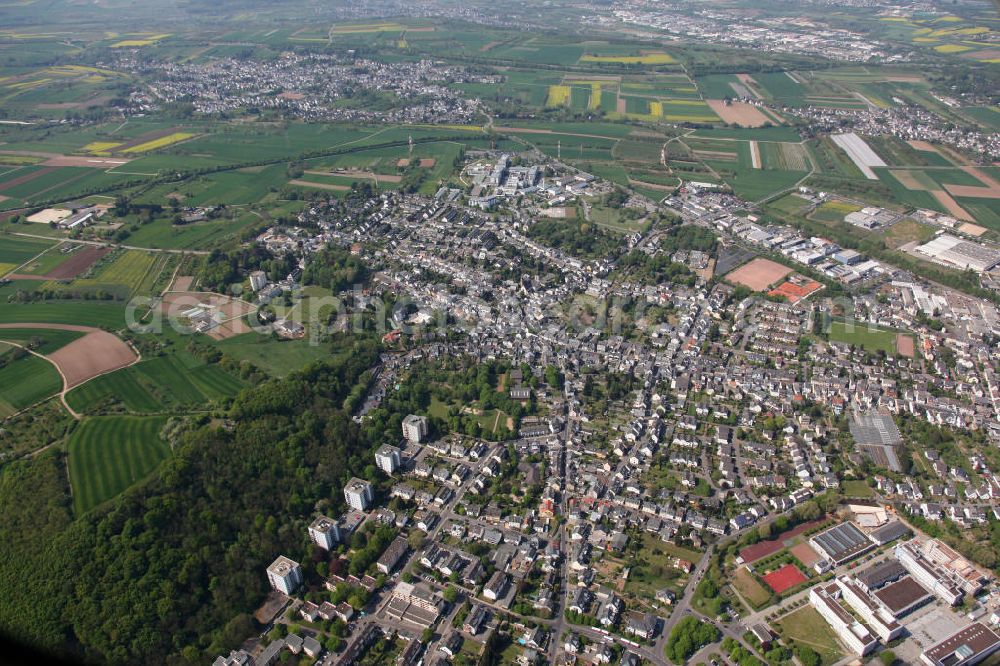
<box><xmin>0</xmin><ymin>323</ymin><xmax>140</xmax><ymax>418</ymax></box>
<box><xmin>7</xmin><ymin>230</ymin><xmax>211</xmax><ymax>255</ymax></box>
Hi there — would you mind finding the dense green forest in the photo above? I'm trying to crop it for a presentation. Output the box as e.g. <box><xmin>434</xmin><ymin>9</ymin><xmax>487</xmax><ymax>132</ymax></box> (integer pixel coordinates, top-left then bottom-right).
<box><xmin>0</xmin><ymin>336</ymin><xmax>382</xmax><ymax>664</ymax></box>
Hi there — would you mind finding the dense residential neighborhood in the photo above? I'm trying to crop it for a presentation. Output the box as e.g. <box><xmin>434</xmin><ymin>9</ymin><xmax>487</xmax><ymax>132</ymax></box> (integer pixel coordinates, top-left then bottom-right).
<box><xmin>1</xmin><ymin>0</ymin><xmax>999</xmax><ymax>665</ymax></box>
<box><xmin>203</xmin><ymin>142</ymin><xmax>1000</xmax><ymax>666</ymax></box>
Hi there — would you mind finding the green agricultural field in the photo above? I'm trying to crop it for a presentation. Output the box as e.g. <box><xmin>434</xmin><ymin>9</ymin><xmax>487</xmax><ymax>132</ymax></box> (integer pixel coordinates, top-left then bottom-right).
<box><xmin>53</xmin><ymin>249</ymin><xmax>157</xmax><ymax>298</ymax></box>
<box><xmin>165</xmin><ymin>165</ymin><xmax>290</xmax><ymax>206</ymax></box>
<box><xmin>0</xmin><ymin>351</ymin><xmax>62</xmax><ymax>417</ymax></box>
<box><xmin>118</xmin><ymin>213</ymin><xmax>262</xmax><ymax>251</ymax></box>
<box><xmin>722</xmin><ymin>169</ymin><xmax>805</xmax><ymax>201</ymax></box>
<box><xmin>827</xmin><ymin>320</ymin><xmax>900</xmax><ymax>354</ymax></box>
<box><xmin>0</xmin><ymin>234</ymin><xmax>56</xmax><ymax>266</ymax></box>
<box><xmin>692</xmin><ymin>126</ymin><xmax>803</xmax><ymax>142</ymax></box>
<box><xmin>66</xmin><ymin>352</ymin><xmax>245</xmax><ymax>414</ymax></box>
<box><xmin>767</xmin><ymin>194</ymin><xmax>813</xmax><ymax>216</ymax></box>
<box><xmin>67</xmin><ymin>415</ymin><xmax>170</xmax><ymax>515</ymax></box>
<box><xmin>14</xmin><ymin>241</ymin><xmax>74</xmax><ymax>275</ymax></box>
<box><xmin>0</xmin><ymin>167</ymin><xmax>99</xmax><ymax>202</ymax></box>
<box><xmin>0</xmin><ymin>302</ymin><xmax>127</xmax><ymax>329</ymax></box>
<box><xmin>214</xmin><ymin>333</ymin><xmax>334</xmax><ymax>376</ymax></box>
<box><xmin>876</xmin><ymin>168</ymin><xmax>949</xmax><ymax>212</ymax></box>
<box><xmin>807</xmin><ymin>138</ymin><xmax>865</xmax><ymax>179</ymax></box>
<box><xmin>962</xmin><ymin>106</ymin><xmax>1000</xmax><ymax>131</ymax></box>
<box><xmin>696</xmin><ymin>74</ymin><xmax>741</xmax><ymax>99</ymax></box>
<box><xmin>753</xmin><ymin>72</ymin><xmax>809</xmax><ymax>105</ymax></box>
<box><xmin>0</xmin><ymin>327</ymin><xmax>83</xmax><ymax>354</ymax></box>
<box><xmin>810</xmin><ymin>200</ymin><xmax>862</xmax><ymax>223</ymax></box>
<box><xmin>614</xmin><ymin>139</ymin><xmax>664</xmax><ymax>163</ymax></box>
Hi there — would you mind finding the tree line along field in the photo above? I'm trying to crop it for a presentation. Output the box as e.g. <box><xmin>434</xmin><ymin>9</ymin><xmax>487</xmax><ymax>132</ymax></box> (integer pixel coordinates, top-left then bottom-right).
<box><xmin>67</xmin><ymin>415</ymin><xmax>170</xmax><ymax>515</ymax></box>
<box><xmin>66</xmin><ymin>352</ymin><xmax>246</xmax><ymax>414</ymax></box>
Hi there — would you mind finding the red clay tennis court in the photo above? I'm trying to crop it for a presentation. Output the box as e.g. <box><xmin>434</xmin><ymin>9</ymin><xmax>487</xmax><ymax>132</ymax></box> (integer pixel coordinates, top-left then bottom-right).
<box><xmin>768</xmin><ymin>279</ymin><xmax>822</xmax><ymax>304</ymax></box>
<box><xmin>763</xmin><ymin>564</ymin><xmax>807</xmax><ymax>594</ymax></box>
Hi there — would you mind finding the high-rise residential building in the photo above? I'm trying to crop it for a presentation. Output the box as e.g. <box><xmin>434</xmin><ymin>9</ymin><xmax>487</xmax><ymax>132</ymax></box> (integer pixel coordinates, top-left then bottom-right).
<box><xmin>344</xmin><ymin>477</ymin><xmax>373</xmax><ymax>511</ymax></box>
<box><xmin>376</xmin><ymin>444</ymin><xmax>402</xmax><ymax>474</ymax></box>
<box><xmin>267</xmin><ymin>556</ymin><xmax>303</xmax><ymax>595</ymax></box>
<box><xmin>402</xmin><ymin>414</ymin><xmax>429</xmax><ymax>444</ymax></box>
<box><xmin>308</xmin><ymin>515</ymin><xmax>340</xmax><ymax>551</ymax></box>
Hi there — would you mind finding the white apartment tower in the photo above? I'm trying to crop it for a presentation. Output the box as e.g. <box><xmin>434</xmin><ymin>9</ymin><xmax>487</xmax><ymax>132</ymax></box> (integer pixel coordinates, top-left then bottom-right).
<box><xmin>376</xmin><ymin>445</ymin><xmax>402</xmax><ymax>475</ymax></box>
<box><xmin>308</xmin><ymin>515</ymin><xmax>340</xmax><ymax>551</ymax></box>
<box><xmin>267</xmin><ymin>556</ymin><xmax>303</xmax><ymax>595</ymax></box>
<box><xmin>344</xmin><ymin>477</ymin><xmax>374</xmax><ymax>511</ymax></box>
<box><xmin>402</xmin><ymin>414</ymin><xmax>429</xmax><ymax>445</ymax></box>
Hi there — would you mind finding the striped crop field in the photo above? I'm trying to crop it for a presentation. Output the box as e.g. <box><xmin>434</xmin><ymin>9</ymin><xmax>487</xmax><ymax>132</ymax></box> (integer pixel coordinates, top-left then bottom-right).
<box><xmin>56</xmin><ymin>249</ymin><xmax>157</xmax><ymax>297</ymax></box>
<box><xmin>66</xmin><ymin>353</ymin><xmax>245</xmax><ymax>414</ymax></box>
<box><xmin>67</xmin><ymin>415</ymin><xmax>169</xmax><ymax>514</ymax></box>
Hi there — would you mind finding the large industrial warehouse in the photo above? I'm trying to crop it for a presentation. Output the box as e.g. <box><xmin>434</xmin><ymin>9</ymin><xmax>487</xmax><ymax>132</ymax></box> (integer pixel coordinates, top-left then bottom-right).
<box><xmin>916</xmin><ymin>234</ymin><xmax>1000</xmax><ymax>273</ymax></box>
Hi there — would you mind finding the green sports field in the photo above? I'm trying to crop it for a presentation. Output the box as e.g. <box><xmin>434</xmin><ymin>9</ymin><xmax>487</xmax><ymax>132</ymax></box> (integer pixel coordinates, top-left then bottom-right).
<box><xmin>827</xmin><ymin>320</ymin><xmax>902</xmax><ymax>354</ymax></box>
<box><xmin>67</xmin><ymin>415</ymin><xmax>170</xmax><ymax>514</ymax></box>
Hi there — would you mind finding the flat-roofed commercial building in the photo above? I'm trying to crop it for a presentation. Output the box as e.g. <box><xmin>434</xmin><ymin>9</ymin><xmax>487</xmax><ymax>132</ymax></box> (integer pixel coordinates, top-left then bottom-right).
<box><xmin>872</xmin><ymin>576</ymin><xmax>934</xmax><ymax>618</ymax></box>
<box><xmin>868</xmin><ymin>521</ymin><xmax>911</xmax><ymax>546</ymax></box>
<box><xmin>809</xmin><ymin>583</ymin><xmax>878</xmax><ymax>656</ymax></box>
<box><xmin>809</xmin><ymin>522</ymin><xmax>874</xmax><ymax>566</ymax></box>
<box><xmin>385</xmin><ymin>581</ymin><xmax>441</xmax><ymax>628</ymax></box>
<box><xmin>921</xmin><ymin>622</ymin><xmax>1000</xmax><ymax>666</ymax></box>
<box><xmin>894</xmin><ymin>538</ymin><xmax>989</xmax><ymax>606</ymax></box>
<box><xmin>836</xmin><ymin>577</ymin><xmax>904</xmax><ymax>643</ymax></box>
<box><xmin>856</xmin><ymin>560</ymin><xmax>907</xmax><ymax>593</ymax></box>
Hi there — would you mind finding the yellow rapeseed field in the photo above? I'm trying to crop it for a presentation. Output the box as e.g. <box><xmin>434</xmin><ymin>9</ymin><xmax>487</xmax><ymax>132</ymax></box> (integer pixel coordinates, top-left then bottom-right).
<box><xmin>122</xmin><ymin>132</ymin><xmax>195</xmax><ymax>154</ymax></box>
<box><xmin>546</xmin><ymin>85</ymin><xmax>571</xmax><ymax>106</ymax></box>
